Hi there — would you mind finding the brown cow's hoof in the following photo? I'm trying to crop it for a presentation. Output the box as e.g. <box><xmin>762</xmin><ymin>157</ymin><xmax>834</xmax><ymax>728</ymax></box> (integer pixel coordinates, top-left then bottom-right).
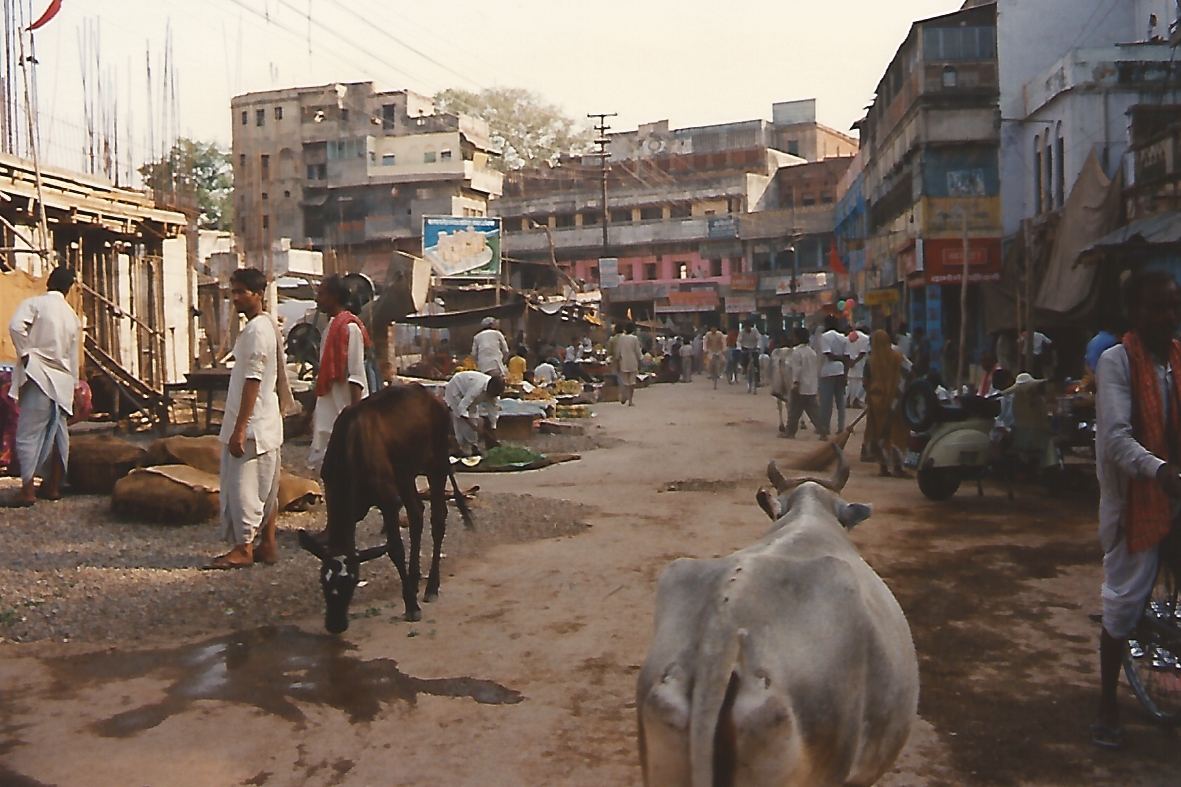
<box><xmin>423</xmin><ymin>592</ymin><xmax>438</xmax><ymax>603</ymax></box>
<box><xmin>405</xmin><ymin>609</ymin><xmax>422</xmax><ymax>622</ymax></box>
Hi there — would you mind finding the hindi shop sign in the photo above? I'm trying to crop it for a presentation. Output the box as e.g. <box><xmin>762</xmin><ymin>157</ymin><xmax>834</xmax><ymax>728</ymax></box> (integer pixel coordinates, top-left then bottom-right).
<box><xmin>422</xmin><ymin>216</ymin><xmax>501</xmax><ymax>278</ymax></box>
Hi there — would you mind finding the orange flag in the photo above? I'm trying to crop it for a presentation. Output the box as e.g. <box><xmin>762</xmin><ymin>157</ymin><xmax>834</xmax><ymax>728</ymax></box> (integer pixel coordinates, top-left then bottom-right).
<box><xmin>829</xmin><ymin>239</ymin><xmax>848</xmax><ymax>276</ymax></box>
<box><xmin>29</xmin><ymin>0</ymin><xmax>62</xmax><ymax>31</ymax></box>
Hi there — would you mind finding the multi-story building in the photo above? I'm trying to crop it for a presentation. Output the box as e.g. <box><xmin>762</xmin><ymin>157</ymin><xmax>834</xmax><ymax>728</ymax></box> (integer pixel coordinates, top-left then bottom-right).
<box><xmin>231</xmin><ymin>82</ymin><xmax>503</xmax><ymax>276</ymax></box>
<box><xmin>853</xmin><ymin>1</ymin><xmax>1001</xmax><ymax>374</ymax></box>
<box><xmin>493</xmin><ymin>101</ymin><xmax>855</xmax><ymax>331</ymax></box>
<box><xmin>994</xmin><ymin>0</ymin><xmax>1180</xmax><ymax>355</ymax></box>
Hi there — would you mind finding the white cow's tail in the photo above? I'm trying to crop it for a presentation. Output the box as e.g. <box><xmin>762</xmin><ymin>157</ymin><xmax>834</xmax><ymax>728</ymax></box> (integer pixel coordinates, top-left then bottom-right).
<box><xmin>689</xmin><ymin>626</ymin><xmax>745</xmax><ymax>787</ymax></box>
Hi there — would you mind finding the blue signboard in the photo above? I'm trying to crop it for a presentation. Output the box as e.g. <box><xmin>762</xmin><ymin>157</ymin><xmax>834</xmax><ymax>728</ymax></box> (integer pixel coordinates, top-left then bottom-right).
<box><xmin>926</xmin><ymin>284</ymin><xmax>943</xmax><ymax>375</ymax></box>
<box><xmin>422</xmin><ymin>216</ymin><xmax>501</xmax><ymax>278</ymax></box>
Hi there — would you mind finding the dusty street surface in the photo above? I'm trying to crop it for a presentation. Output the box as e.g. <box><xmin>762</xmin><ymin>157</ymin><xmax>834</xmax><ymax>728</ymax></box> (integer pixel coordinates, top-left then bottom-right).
<box><xmin>0</xmin><ymin>378</ymin><xmax>1179</xmax><ymax>786</ymax></box>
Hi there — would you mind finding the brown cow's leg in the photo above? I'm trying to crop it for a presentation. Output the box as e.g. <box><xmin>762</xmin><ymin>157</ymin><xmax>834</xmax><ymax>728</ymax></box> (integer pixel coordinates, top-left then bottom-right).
<box><xmin>424</xmin><ymin>469</ymin><xmax>448</xmax><ymax>602</ymax></box>
<box><xmin>395</xmin><ymin>474</ymin><xmax>426</xmax><ymax>620</ymax></box>
<box><xmin>379</xmin><ymin>491</ymin><xmax>419</xmax><ymax>622</ymax></box>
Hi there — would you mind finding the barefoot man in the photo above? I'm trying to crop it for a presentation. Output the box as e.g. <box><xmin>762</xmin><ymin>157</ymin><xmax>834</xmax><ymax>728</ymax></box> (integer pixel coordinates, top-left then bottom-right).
<box><xmin>6</xmin><ymin>267</ymin><xmax>80</xmax><ymax>506</ymax></box>
<box><xmin>307</xmin><ymin>275</ymin><xmax>370</xmax><ymax>472</ymax></box>
<box><xmin>1093</xmin><ymin>270</ymin><xmax>1181</xmax><ymax>748</ymax></box>
<box><xmin>209</xmin><ymin>268</ymin><xmax>283</xmax><ymax>569</ymax></box>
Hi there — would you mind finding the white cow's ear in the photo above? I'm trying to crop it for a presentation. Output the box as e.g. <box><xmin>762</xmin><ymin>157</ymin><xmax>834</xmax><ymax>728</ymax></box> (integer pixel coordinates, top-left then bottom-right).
<box><xmin>837</xmin><ymin>502</ymin><xmax>872</xmax><ymax>530</ymax></box>
<box><xmin>756</xmin><ymin>488</ymin><xmax>782</xmax><ymax>521</ymax></box>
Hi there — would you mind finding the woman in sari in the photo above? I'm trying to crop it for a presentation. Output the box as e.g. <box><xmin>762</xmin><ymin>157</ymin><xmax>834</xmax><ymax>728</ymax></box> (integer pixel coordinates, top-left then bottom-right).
<box><xmin>863</xmin><ymin>329</ymin><xmax>912</xmax><ymax>477</ymax></box>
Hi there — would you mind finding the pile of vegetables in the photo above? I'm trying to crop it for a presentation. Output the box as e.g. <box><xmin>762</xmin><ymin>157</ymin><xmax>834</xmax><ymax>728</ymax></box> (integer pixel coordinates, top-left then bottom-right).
<box><xmin>481</xmin><ymin>445</ymin><xmax>545</xmax><ymax>466</ymax></box>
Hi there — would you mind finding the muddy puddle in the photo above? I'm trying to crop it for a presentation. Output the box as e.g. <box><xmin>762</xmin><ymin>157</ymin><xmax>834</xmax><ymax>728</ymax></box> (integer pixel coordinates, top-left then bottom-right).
<box><xmin>43</xmin><ymin>625</ymin><xmax>522</xmax><ymax>738</ymax></box>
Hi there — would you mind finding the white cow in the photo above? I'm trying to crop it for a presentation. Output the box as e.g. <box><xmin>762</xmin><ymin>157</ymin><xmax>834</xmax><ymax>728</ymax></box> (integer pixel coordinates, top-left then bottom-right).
<box><xmin>637</xmin><ymin>447</ymin><xmax>918</xmax><ymax>787</ymax></box>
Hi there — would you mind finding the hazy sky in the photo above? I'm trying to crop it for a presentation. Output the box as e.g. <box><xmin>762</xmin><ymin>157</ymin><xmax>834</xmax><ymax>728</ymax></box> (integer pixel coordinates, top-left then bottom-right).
<box><xmin>28</xmin><ymin>0</ymin><xmax>962</xmax><ymax>175</ymax></box>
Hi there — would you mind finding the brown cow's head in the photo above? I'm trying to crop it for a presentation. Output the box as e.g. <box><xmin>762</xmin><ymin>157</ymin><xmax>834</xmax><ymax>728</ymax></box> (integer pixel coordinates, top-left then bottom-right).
<box><xmin>756</xmin><ymin>444</ymin><xmax>872</xmax><ymax>529</ymax></box>
<box><xmin>298</xmin><ymin>531</ymin><xmax>387</xmax><ymax>633</ymax></box>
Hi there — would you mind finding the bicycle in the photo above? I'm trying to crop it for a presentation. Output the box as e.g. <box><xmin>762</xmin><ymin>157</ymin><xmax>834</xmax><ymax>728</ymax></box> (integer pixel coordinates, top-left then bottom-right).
<box><xmin>1124</xmin><ymin>561</ymin><xmax>1181</xmax><ymax>725</ymax></box>
<box><xmin>707</xmin><ymin>353</ymin><xmax>725</xmax><ymax>390</ymax></box>
<box><xmin>742</xmin><ymin>349</ymin><xmax>759</xmax><ymax>394</ymax></box>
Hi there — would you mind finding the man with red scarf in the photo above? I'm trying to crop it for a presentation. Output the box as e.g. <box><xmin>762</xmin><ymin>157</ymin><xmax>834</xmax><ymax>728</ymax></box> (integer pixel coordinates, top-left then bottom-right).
<box><xmin>308</xmin><ymin>275</ymin><xmax>370</xmax><ymax>471</ymax></box>
<box><xmin>1093</xmin><ymin>270</ymin><xmax>1181</xmax><ymax>748</ymax></box>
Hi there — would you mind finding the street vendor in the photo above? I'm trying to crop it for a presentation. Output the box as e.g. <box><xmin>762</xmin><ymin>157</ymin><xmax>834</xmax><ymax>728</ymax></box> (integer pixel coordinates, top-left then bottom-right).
<box><xmin>307</xmin><ymin>275</ymin><xmax>370</xmax><ymax>472</ymax></box>
<box><xmin>444</xmin><ymin>370</ymin><xmax>506</xmax><ymax>457</ymax></box>
<box><xmin>472</xmin><ymin>316</ymin><xmax>509</xmax><ymax>377</ymax></box>
<box><xmin>1092</xmin><ymin>270</ymin><xmax>1181</xmax><ymax>750</ymax></box>
<box><xmin>533</xmin><ymin>359</ymin><xmax>557</xmax><ymax>386</ymax></box>
<box><xmin>506</xmin><ymin>346</ymin><xmax>528</xmax><ymax>384</ymax></box>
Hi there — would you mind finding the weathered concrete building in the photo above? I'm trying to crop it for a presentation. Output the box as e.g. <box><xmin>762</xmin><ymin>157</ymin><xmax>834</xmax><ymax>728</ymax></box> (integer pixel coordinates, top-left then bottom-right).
<box><xmin>231</xmin><ymin>82</ymin><xmax>503</xmax><ymax>276</ymax></box>
<box><xmin>998</xmin><ymin>0</ymin><xmax>1180</xmax><ymax>235</ymax></box>
<box><xmin>853</xmin><ymin>1</ymin><xmax>1001</xmax><ymax>372</ymax></box>
<box><xmin>493</xmin><ymin>103</ymin><xmax>855</xmax><ymax>330</ymax></box>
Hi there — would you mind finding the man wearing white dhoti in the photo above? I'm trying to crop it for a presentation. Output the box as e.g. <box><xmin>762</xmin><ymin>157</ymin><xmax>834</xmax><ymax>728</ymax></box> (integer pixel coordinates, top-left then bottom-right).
<box><xmin>208</xmin><ymin>267</ymin><xmax>284</xmax><ymax>569</ymax></box>
<box><xmin>307</xmin><ymin>275</ymin><xmax>370</xmax><ymax>472</ymax></box>
<box><xmin>6</xmin><ymin>267</ymin><xmax>80</xmax><ymax>507</ymax></box>
<box><xmin>444</xmin><ymin>370</ymin><xmax>505</xmax><ymax>457</ymax></box>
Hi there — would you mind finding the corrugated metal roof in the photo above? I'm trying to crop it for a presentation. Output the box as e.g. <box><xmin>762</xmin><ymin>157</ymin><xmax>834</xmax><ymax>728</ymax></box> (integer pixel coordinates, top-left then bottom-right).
<box><xmin>1084</xmin><ymin>211</ymin><xmax>1181</xmax><ymax>252</ymax></box>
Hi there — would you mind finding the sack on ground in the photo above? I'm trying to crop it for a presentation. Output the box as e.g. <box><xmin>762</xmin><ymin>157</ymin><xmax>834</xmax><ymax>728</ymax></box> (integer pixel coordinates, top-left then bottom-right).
<box><xmin>279</xmin><ymin>473</ymin><xmax>321</xmax><ymax>512</ymax></box>
<box><xmin>141</xmin><ymin>434</ymin><xmax>221</xmax><ymax>475</ymax></box>
<box><xmin>111</xmin><ymin>465</ymin><xmax>220</xmax><ymax>524</ymax></box>
<box><xmin>67</xmin><ymin>436</ymin><xmax>147</xmax><ymax>494</ymax></box>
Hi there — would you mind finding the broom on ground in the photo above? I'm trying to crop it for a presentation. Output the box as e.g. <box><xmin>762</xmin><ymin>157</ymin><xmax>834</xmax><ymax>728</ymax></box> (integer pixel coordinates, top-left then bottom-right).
<box><xmin>785</xmin><ymin>409</ymin><xmax>869</xmax><ymax>471</ymax></box>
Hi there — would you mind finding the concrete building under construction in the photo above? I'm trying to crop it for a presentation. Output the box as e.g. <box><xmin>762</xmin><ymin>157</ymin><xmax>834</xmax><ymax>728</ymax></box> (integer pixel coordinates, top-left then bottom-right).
<box><xmin>0</xmin><ymin>152</ymin><xmax>190</xmax><ymax>420</ymax></box>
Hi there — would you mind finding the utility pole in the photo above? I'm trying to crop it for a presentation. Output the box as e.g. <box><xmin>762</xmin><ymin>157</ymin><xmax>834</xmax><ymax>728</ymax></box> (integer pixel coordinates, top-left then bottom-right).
<box><xmin>956</xmin><ymin>209</ymin><xmax>970</xmax><ymax>391</ymax></box>
<box><xmin>588</xmin><ymin>112</ymin><xmax>616</xmax><ymax>330</ymax></box>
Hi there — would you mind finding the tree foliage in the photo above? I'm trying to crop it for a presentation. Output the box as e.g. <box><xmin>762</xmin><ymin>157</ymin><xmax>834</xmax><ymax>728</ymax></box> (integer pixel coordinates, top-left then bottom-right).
<box><xmin>139</xmin><ymin>139</ymin><xmax>233</xmax><ymax>230</ymax></box>
<box><xmin>434</xmin><ymin>87</ymin><xmax>592</xmax><ymax>170</ymax></box>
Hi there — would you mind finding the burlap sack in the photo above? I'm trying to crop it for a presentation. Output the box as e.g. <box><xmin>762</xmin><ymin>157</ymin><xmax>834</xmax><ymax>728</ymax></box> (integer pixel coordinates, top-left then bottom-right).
<box><xmin>141</xmin><ymin>435</ymin><xmax>221</xmax><ymax>475</ymax></box>
<box><xmin>279</xmin><ymin>473</ymin><xmax>321</xmax><ymax>512</ymax></box>
<box><xmin>67</xmin><ymin>436</ymin><xmax>147</xmax><ymax>494</ymax></box>
<box><xmin>111</xmin><ymin>466</ymin><xmax>220</xmax><ymax>524</ymax></box>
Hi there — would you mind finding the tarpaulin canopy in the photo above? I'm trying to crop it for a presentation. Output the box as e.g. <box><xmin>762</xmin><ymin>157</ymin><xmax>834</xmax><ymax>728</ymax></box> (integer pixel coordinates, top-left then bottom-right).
<box><xmin>1079</xmin><ymin>211</ymin><xmax>1181</xmax><ymax>259</ymax></box>
<box><xmin>1034</xmin><ymin>150</ymin><xmax>1123</xmax><ymax>314</ymax></box>
<box><xmin>396</xmin><ymin>300</ymin><xmax>526</xmax><ymax>329</ymax></box>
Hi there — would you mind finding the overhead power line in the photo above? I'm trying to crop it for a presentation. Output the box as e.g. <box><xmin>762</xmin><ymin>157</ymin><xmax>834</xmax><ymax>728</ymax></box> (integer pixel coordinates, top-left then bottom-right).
<box><xmin>316</xmin><ymin>0</ymin><xmax>484</xmax><ymax>91</ymax></box>
<box><xmin>214</xmin><ymin>0</ymin><xmax>435</xmax><ymax>92</ymax></box>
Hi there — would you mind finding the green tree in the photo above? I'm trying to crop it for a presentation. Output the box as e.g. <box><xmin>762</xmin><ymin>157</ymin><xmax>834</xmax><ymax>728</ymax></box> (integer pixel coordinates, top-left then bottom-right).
<box><xmin>434</xmin><ymin>87</ymin><xmax>592</xmax><ymax>170</ymax></box>
<box><xmin>139</xmin><ymin>139</ymin><xmax>233</xmax><ymax>230</ymax></box>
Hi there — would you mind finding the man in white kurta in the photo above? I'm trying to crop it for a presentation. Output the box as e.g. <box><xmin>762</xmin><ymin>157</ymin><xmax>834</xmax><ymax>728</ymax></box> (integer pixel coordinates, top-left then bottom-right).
<box><xmin>308</xmin><ymin>277</ymin><xmax>370</xmax><ymax>472</ymax></box>
<box><xmin>472</xmin><ymin>317</ymin><xmax>509</xmax><ymax>377</ymax></box>
<box><xmin>7</xmin><ymin>267</ymin><xmax>80</xmax><ymax>506</ymax></box>
<box><xmin>211</xmin><ymin>268</ymin><xmax>283</xmax><ymax>569</ymax></box>
<box><xmin>445</xmin><ymin>370</ymin><xmax>505</xmax><ymax>456</ymax></box>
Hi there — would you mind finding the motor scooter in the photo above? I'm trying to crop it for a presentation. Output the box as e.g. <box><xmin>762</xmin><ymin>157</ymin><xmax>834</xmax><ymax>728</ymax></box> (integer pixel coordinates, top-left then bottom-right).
<box><xmin>901</xmin><ymin>381</ymin><xmax>1063</xmax><ymax>501</ymax></box>
<box><xmin>900</xmin><ymin>382</ymin><xmax>994</xmax><ymax>500</ymax></box>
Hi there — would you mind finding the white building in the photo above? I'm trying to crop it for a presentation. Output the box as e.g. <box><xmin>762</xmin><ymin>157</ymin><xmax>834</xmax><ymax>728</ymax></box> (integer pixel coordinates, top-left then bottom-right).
<box><xmin>997</xmin><ymin>0</ymin><xmax>1180</xmax><ymax>235</ymax></box>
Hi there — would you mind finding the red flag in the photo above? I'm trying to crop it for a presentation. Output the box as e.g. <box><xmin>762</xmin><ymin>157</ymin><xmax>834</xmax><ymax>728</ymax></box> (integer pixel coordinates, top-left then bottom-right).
<box><xmin>829</xmin><ymin>239</ymin><xmax>848</xmax><ymax>276</ymax></box>
<box><xmin>29</xmin><ymin>0</ymin><xmax>62</xmax><ymax>31</ymax></box>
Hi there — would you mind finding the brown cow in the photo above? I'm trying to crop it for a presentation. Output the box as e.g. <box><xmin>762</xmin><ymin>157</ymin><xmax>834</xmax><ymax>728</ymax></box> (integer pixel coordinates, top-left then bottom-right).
<box><xmin>298</xmin><ymin>383</ymin><xmax>472</xmax><ymax>632</ymax></box>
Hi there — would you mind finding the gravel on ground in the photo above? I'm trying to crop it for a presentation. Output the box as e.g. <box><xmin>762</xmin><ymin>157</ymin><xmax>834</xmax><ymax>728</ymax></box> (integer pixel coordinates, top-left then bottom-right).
<box><xmin>0</xmin><ymin>432</ymin><xmax>594</xmax><ymax>644</ymax></box>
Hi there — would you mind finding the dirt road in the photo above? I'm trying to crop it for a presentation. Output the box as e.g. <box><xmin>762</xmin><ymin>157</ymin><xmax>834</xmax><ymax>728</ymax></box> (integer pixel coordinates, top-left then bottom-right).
<box><xmin>1</xmin><ymin>378</ymin><xmax>1179</xmax><ymax>786</ymax></box>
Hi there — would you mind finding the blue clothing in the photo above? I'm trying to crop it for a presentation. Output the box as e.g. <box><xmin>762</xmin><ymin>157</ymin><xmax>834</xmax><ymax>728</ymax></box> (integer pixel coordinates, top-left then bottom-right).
<box><xmin>1086</xmin><ymin>331</ymin><xmax>1118</xmax><ymax>373</ymax></box>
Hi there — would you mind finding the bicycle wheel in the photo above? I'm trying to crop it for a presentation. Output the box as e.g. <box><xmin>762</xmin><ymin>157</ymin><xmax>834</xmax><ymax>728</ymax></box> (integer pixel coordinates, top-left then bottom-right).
<box><xmin>1124</xmin><ymin>563</ymin><xmax>1181</xmax><ymax>726</ymax></box>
